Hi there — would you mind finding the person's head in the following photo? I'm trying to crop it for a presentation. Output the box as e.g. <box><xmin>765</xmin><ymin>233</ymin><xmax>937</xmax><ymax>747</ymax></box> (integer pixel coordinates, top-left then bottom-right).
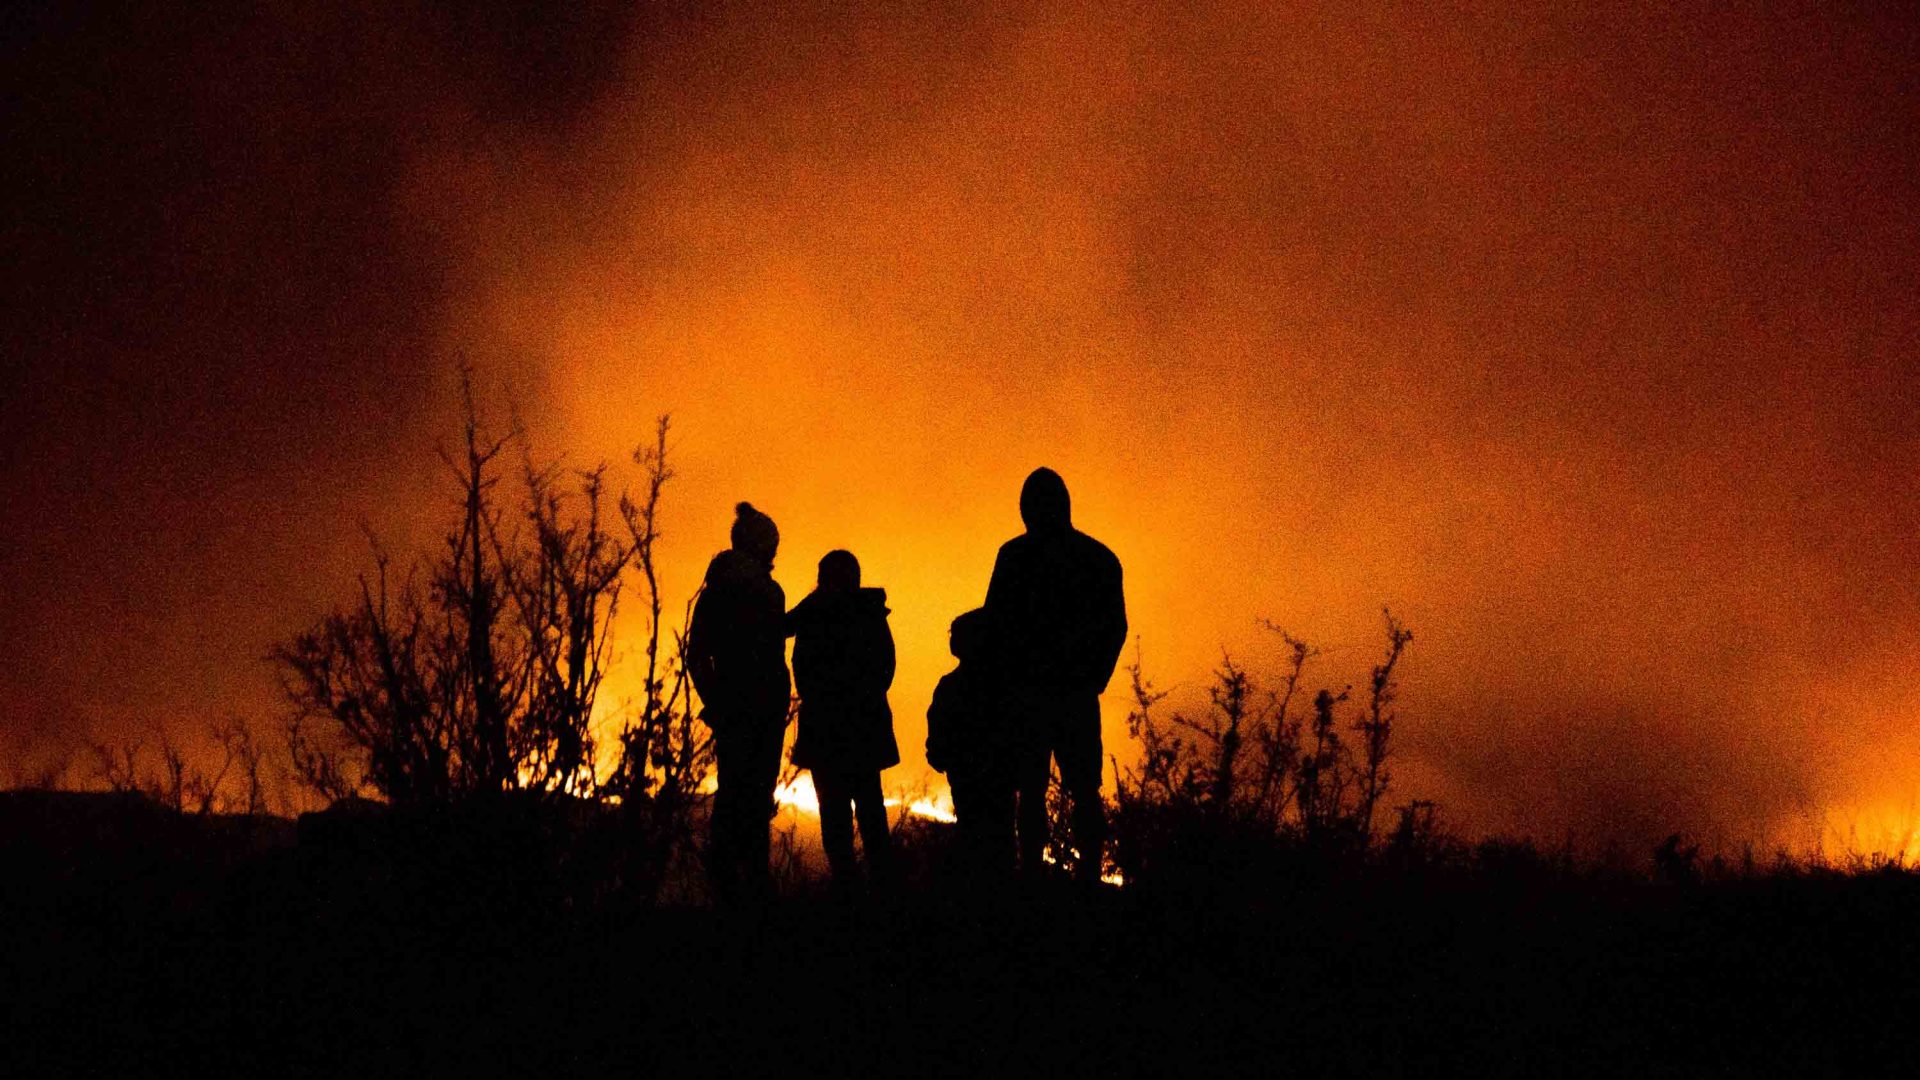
<box><xmin>1019</xmin><ymin>467</ymin><xmax>1071</xmax><ymax>533</ymax></box>
<box><xmin>730</xmin><ymin>502</ymin><xmax>779</xmax><ymax>567</ymax></box>
<box><xmin>948</xmin><ymin>608</ymin><xmax>989</xmax><ymax>661</ymax></box>
<box><xmin>816</xmin><ymin>549</ymin><xmax>860</xmax><ymax>592</ymax></box>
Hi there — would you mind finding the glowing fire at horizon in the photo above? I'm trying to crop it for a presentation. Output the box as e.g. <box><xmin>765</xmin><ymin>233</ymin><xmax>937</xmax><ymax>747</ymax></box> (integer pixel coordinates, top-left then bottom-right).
<box><xmin>775</xmin><ymin>774</ymin><xmax>1124</xmax><ymax>885</ymax></box>
<box><xmin>772</xmin><ymin>773</ymin><xmax>958</xmax><ymax>825</ymax></box>
<box><xmin>1800</xmin><ymin>797</ymin><xmax>1920</xmax><ymax>866</ymax></box>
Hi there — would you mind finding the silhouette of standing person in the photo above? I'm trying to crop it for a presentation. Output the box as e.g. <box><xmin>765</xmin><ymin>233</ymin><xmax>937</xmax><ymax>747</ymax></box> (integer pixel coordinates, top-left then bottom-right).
<box><xmin>984</xmin><ymin>468</ymin><xmax>1127</xmax><ymax>883</ymax></box>
<box><xmin>787</xmin><ymin>550</ymin><xmax>898</xmax><ymax>892</ymax></box>
<box><xmin>688</xmin><ymin>502</ymin><xmax>791</xmax><ymax>902</ymax></box>
<box><xmin>927</xmin><ymin>607</ymin><xmax>1018</xmax><ymax>876</ymax></box>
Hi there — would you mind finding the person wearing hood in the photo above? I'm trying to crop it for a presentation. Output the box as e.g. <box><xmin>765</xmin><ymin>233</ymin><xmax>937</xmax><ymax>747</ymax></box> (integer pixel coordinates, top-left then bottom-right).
<box><xmin>983</xmin><ymin>467</ymin><xmax>1127</xmax><ymax>883</ymax></box>
<box><xmin>787</xmin><ymin>549</ymin><xmax>899</xmax><ymax>889</ymax></box>
<box><xmin>687</xmin><ymin>501</ymin><xmax>791</xmax><ymax>901</ymax></box>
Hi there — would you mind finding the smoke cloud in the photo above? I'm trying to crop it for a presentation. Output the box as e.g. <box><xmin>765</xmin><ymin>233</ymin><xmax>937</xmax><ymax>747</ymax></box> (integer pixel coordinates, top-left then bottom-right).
<box><xmin>7</xmin><ymin>2</ymin><xmax>1917</xmax><ymax>850</ymax></box>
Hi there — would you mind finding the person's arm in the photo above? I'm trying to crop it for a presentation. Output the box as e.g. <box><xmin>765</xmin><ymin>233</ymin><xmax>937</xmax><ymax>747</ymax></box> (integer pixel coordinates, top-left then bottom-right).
<box><xmin>1093</xmin><ymin>558</ymin><xmax>1129</xmax><ymax>693</ymax></box>
<box><xmin>983</xmin><ymin>542</ymin><xmax>1014</xmax><ymax>614</ymax></box>
<box><xmin>878</xmin><ymin>617</ymin><xmax>897</xmax><ymax>692</ymax></box>
<box><xmin>685</xmin><ymin>585</ymin><xmax>722</xmax><ymax>711</ymax></box>
<box><xmin>780</xmin><ymin>587</ymin><xmax>803</xmax><ymax>638</ymax></box>
<box><xmin>925</xmin><ymin>677</ymin><xmax>951</xmax><ymax>773</ymax></box>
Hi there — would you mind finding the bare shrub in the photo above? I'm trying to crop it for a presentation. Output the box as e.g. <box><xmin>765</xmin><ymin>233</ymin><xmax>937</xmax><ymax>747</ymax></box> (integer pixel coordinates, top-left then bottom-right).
<box><xmin>89</xmin><ymin>737</ymin><xmax>144</xmax><ymax>795</ymax></box>
<box><xmin>79</xmin><ymin>718</ymin><xmax>274</xmax><ymax>815</ymax></box>
<box><xmin>273</xmin><ymin>372</ymin><xmax>645</xmax><ymax>807</ymax></box>
<box><xmin>272</xmin><ymin>375</ymin><xmax>719</xmax><ymax>905</ymax></box>
<box><xmin>1114</xmin><ymin>608</ymin><xmax>1416</xmax><ymax>881</ymax></box>
<box><xmin>599</xmin><ymin>416</ymin><xmax>716</xmax><ymax>903</ymax></box>
<box><xmin>211</xmin><ymin>719</ymin><xmax>267</xmax><ymax>816</ymax></box>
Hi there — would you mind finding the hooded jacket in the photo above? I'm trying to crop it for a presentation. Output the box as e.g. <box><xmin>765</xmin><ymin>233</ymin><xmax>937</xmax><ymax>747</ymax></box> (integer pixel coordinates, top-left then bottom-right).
<box><xmin>786</xmin><ymin>586</ymin><xmax>899</xmax><ymax>772</ymax></box>
<box><xmin>687</xmin><ymin>548</ymin><xmax>792</xmax><ymax>727</ymax></box>
<box><xmin>983</xmin><ymin>469</ymin><xmax>1128</xmax><ymax>694</ymax></box>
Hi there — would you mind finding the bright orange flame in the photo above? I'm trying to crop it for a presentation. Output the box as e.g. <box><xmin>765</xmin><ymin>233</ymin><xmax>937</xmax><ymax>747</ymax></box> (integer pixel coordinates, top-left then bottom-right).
<box><xmin>773</xmin><ymin>773</ymin><xmax>959</xmax><ymax>825</ymax></box>
<box><xmin>1807</xmin><ymin>797</ymin><xmax>1920</xmax><ymax>865</ymax></box>
<box><xmin>773</xmin><ymin>774</ymin><xmax>820</xmax><ymax>816</ymax></box>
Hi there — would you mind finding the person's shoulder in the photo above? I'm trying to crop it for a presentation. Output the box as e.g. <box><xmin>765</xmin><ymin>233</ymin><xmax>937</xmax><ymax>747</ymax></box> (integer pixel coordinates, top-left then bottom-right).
<box><xmin>928</xmin><ymin>670</ymin><xmax>965</xmax><ymax>717</ymax></box>
<box><xmin>932</xmin><ymin>666</ymin><xmax>983</xmax><ymax>710</ymax></box>
<box><xmin>787</xmin><ymin>589</ymin><xmax>818</xmax><ymax>622</ymax></box>
<box><xmin>994</xmin><ymin>533</ymin><xmax>1034</xmax><ymax>562</ymax></box>
<box><xmin>1071</xmin><ymin>529</ymin><xmax>1121</xmax><ymax>568</ymax></box>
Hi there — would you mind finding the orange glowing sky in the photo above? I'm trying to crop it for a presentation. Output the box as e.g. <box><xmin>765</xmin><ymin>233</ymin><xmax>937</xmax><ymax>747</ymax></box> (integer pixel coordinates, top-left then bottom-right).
<box><xmin>6</xmin><ymin>2</ymin><xmax>1918</xmax><ymax>852</ymax></box>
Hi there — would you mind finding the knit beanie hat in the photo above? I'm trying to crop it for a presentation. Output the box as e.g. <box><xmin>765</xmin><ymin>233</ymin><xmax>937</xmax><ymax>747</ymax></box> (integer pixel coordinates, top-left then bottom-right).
<box><xmin>730</xmin><ymin>501</ymin><xmax>779</xmax><ymax>557</ymax></box>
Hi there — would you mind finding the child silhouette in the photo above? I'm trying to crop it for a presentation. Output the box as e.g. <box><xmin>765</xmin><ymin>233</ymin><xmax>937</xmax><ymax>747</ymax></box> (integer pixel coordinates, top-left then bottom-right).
<box><xmin>927</xmin><ymin>608</ymin><xmax>1016</xmax><ymax>876</ymax></box>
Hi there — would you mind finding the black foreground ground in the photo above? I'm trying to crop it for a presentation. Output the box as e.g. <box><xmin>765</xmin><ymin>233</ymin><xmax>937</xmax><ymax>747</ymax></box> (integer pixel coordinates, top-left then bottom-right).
<box><xmin>5</xmin><ymin>792</ymin><xmax>1916</xmax><ymax>1077</ymax></box>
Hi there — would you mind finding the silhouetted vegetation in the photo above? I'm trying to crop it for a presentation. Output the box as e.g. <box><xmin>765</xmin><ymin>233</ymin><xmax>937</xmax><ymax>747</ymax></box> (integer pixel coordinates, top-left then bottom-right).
<box><xmin>1107</xmin><ymin>610</ymin><xmax>1416</xmax><ymax>889</ymax></box>
<box><xmin>7</xmin><ymin>775</ymin><xmax>1916</xmax><ymax>1075</ymax></box>
<box><xmin>268</xmin><ymin>377</ymin><xmax>712</xmax><ymax>903</ymax></box>
<box><xmin>12</xmin><ymin>389</ymin><xmax>1919</xmax><ymax>1075</ymax></box>
<box><xmin>273</xmin><ymin>374</ymin><xmax>624</xmax><ymax>804</ymax></box>
<box><xmin>76</xmin><ymin>717</ymin><xmax>273</xmax><ymax>818</ymax></box>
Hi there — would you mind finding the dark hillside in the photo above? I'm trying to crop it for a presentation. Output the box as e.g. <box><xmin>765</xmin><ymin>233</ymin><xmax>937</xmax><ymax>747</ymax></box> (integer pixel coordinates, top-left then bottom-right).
<box><xmin>5</xmin><ymin>796</ymin><xmax>1914</xmax><ymax>1076</ymax></box>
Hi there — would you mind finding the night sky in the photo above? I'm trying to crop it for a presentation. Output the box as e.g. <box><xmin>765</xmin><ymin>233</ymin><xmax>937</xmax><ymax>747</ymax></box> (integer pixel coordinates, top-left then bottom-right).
<box><xmin>6</xmin><ymin>2</ymin><xmax>1918</xmax><ymax>851</ymax></box>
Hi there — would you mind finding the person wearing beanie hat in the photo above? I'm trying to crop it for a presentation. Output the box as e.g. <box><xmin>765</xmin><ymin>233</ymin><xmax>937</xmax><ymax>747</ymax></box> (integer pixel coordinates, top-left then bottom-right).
<box><xmin>687</xmin><ymin>501</ymin><xmax>791</xmax><ymax>901</ymax></box>
<box><xmin>983</xmin><ymin>467</ymin><xmax>1127</xmax><ymax>884</ymax></box>
<box><xmin>730</xmin><ymin>502</ymin><xmax>779</xmax><ymax>562</ymax></box>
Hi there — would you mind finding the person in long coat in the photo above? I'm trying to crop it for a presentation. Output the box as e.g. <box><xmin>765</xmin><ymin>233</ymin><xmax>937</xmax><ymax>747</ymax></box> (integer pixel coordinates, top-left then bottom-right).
<box><xmin>787</xmin><ymin>549</ymin><xmax>898</xmax><ymax>887</ymax></box>
<box><xmin>687</xmin><ymin>502</ymin><xmax>791</xmax><ymax>900</ymax></box>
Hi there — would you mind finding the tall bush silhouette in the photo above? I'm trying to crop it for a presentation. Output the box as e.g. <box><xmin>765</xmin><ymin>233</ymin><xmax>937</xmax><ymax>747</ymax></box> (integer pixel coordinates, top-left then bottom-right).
<box><xmin>1113</xmin><ymin>609</ymin><xmax>1413</xmax><ymax>881</ymax></box>
<box><xmin>273</xmin><ymin>377</ymin><xmax>704</xmax><ymax>834</ymax></box>
<box><xmin>601</xmin><ymin>417</ymin><xmax>715</xmax><ymax>899</ymax></box>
